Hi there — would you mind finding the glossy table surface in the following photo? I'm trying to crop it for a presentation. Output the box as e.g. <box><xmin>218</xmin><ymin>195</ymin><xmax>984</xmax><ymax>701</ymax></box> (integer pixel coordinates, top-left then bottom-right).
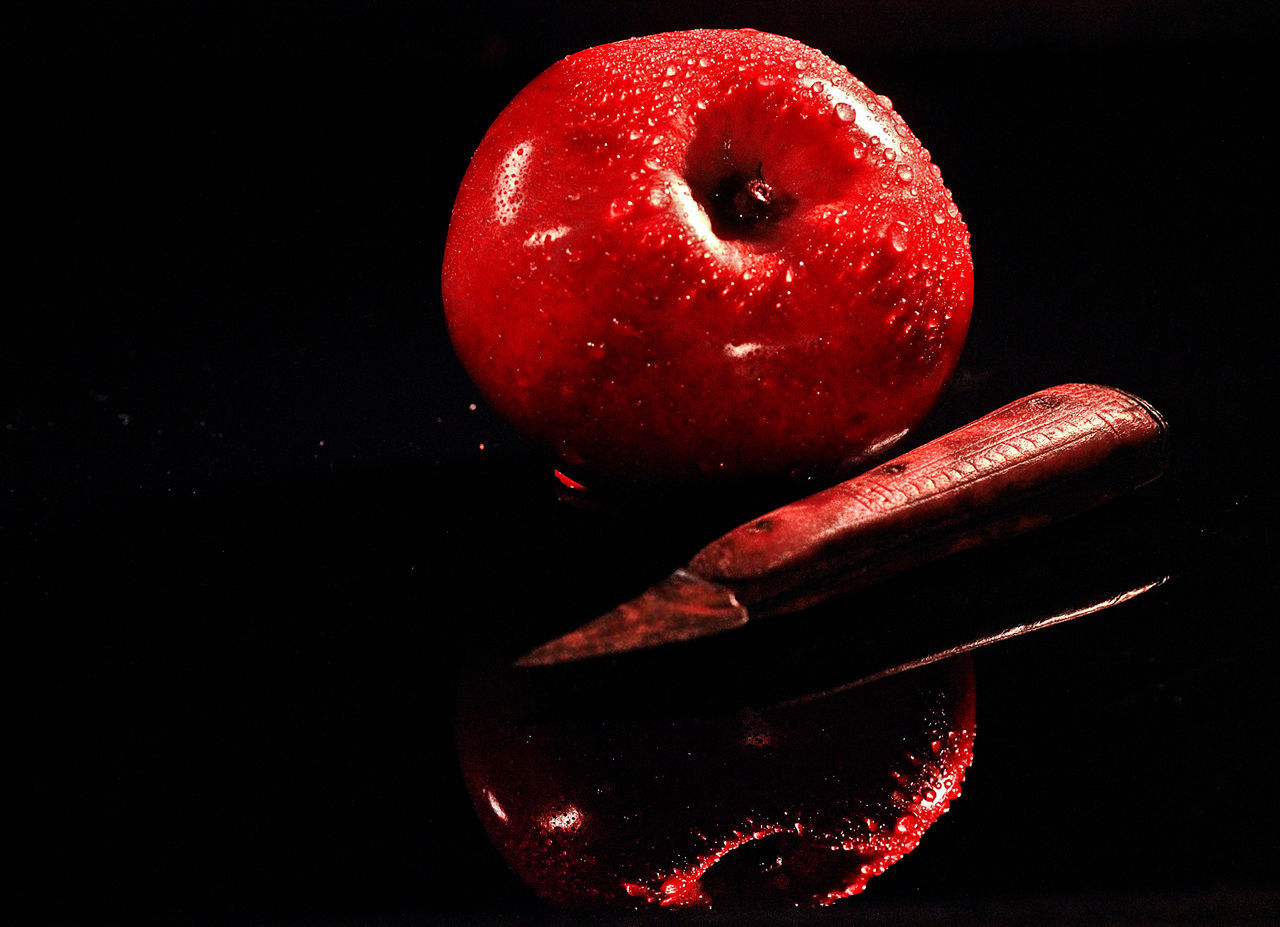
<box><xmin>7</xmin><ymin>4</ymin><xmax>1277</xmax><ymax>924</ymax></box>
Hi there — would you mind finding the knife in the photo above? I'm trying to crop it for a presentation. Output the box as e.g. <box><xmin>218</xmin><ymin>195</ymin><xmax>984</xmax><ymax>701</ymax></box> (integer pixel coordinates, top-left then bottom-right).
<box><xmin>516</xmin><ymin>383</ymin><xmax>1169</xmax><ymax>667</ymax></box>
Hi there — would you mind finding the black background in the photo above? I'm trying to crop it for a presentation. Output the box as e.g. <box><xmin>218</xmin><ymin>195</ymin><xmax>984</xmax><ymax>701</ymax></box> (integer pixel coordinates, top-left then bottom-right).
<box><xmin>6</xmin><ymin>2</ymin><xmax>1278</xmax><ymax>924</ymax></box>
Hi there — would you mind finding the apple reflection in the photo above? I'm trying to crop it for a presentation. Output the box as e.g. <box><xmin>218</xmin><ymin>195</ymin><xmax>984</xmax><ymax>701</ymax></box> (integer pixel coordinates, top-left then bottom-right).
<box><xmin>456</xmin><ymin>652</ymin><xmax>975</xmax><ymax>909</ymax></box>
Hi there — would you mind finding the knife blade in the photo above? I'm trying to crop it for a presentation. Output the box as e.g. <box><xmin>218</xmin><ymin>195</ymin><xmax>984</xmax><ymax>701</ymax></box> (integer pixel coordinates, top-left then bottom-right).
<box><xmin>516</xmin><ymin>383</ymin><xmax>1168</xmax><ymax>667</ymax></box>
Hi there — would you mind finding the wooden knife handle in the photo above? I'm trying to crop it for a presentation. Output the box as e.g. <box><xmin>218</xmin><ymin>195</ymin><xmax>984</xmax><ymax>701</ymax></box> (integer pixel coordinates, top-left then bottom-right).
<box><xmin>688</xmin><ymin>383</ymin><xmax>1168</xmax><ymax>616</ymax></box>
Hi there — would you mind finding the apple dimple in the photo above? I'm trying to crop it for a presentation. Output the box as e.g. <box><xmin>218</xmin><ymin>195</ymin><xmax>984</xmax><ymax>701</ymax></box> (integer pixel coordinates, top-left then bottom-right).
<box><xmin>686</xmin><ymin>81</ymin><xmax>883</xmax><ymax>208</ymax></box>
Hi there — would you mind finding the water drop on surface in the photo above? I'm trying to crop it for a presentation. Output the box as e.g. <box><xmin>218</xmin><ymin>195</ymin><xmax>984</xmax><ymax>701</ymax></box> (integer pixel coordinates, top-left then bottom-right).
<box><xmin>889</xmin><ymin>221</ymin><xmax>910</xmax><ymax>253</ymax></box>
<box><xmin>834</xmin><ymin>101</ymin><xmax>856</xmax><ymax>122</ymax></box>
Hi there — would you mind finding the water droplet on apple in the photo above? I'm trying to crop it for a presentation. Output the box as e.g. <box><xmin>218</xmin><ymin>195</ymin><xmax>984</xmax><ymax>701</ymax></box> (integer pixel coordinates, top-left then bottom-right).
<box><xmin>897</xmin><ymin>167</ymin><xmax>914</xmax><ymax>184</ymax></box>
<box><xmin>834</xmin><ymin>101</ymin><xmax>856</xmax><ymax>122</ymax></box>
<box><xmin>755</xmin><ymin>73</ymin><xmax>781</xmax><ymax>88</ymax></box>
<box><xmin>698</xmin><ymin>57</ymin><xmax>711</xmax><ymax>67</ymax></box>
<box><xmin>665</xmin><ymin>64</ymin><xmax>679</xmax><ymax>76</ymax></box>
<box><xmin>889</xmin><ymin>221</ymin><xmax>910</xmax><ymax>253</ymax></box>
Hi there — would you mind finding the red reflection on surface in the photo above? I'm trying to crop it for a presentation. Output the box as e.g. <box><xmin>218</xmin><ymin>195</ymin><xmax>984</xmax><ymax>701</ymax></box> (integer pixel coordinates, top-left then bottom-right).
<box><xmin>457</xmin><ymin>655</ymin><xmax>975</xmax><ymax>908</ymax></box>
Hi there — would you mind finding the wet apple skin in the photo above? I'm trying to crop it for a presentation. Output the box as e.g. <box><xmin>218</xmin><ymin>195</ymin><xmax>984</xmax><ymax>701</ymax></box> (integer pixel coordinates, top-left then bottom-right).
<box><xmin>443</xmin><ymin>29</ymin><xmax>974</xmax><ymax>487</ymax></box>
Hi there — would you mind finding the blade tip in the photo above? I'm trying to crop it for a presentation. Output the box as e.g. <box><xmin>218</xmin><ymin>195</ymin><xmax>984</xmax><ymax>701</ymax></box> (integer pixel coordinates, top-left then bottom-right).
<box><xmin>513</xmin><ymin>647</ymin><xmax>558</xmax><ymax>668</ymax></box>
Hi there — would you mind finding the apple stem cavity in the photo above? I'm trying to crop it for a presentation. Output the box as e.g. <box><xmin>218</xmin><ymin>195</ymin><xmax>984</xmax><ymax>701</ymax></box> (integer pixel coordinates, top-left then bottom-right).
<box><xmin>707</xmin><ymin>164</ymin><xmax>793</xmax><ymax>239</ymax></box>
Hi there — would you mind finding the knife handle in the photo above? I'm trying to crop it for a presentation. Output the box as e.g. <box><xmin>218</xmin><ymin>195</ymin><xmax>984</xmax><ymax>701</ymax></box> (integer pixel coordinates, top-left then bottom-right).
<box><xmin>688</xmin><ymin>383</ymin><xmax>1168</xmax><ymax>616</ymax></box>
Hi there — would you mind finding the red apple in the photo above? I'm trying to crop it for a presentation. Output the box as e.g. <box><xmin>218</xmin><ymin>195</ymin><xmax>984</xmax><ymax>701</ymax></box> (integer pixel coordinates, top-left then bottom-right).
<box><xmin>442</xmin><ymin>28</ymin><xmax>974</xmax><ymax>488</ymax></box>
<box><xmin>456</xmin><ymin>655</ymin><xmax>976</xmax><ymax>908</ymax></box>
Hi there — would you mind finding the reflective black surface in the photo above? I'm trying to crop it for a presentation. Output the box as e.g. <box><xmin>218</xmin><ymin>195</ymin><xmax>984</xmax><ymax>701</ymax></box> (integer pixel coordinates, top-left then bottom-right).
<box><xmin>7</xmin><ymin>3</ymin><xmax>1278</xmax><ymax>924</ymax></box>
